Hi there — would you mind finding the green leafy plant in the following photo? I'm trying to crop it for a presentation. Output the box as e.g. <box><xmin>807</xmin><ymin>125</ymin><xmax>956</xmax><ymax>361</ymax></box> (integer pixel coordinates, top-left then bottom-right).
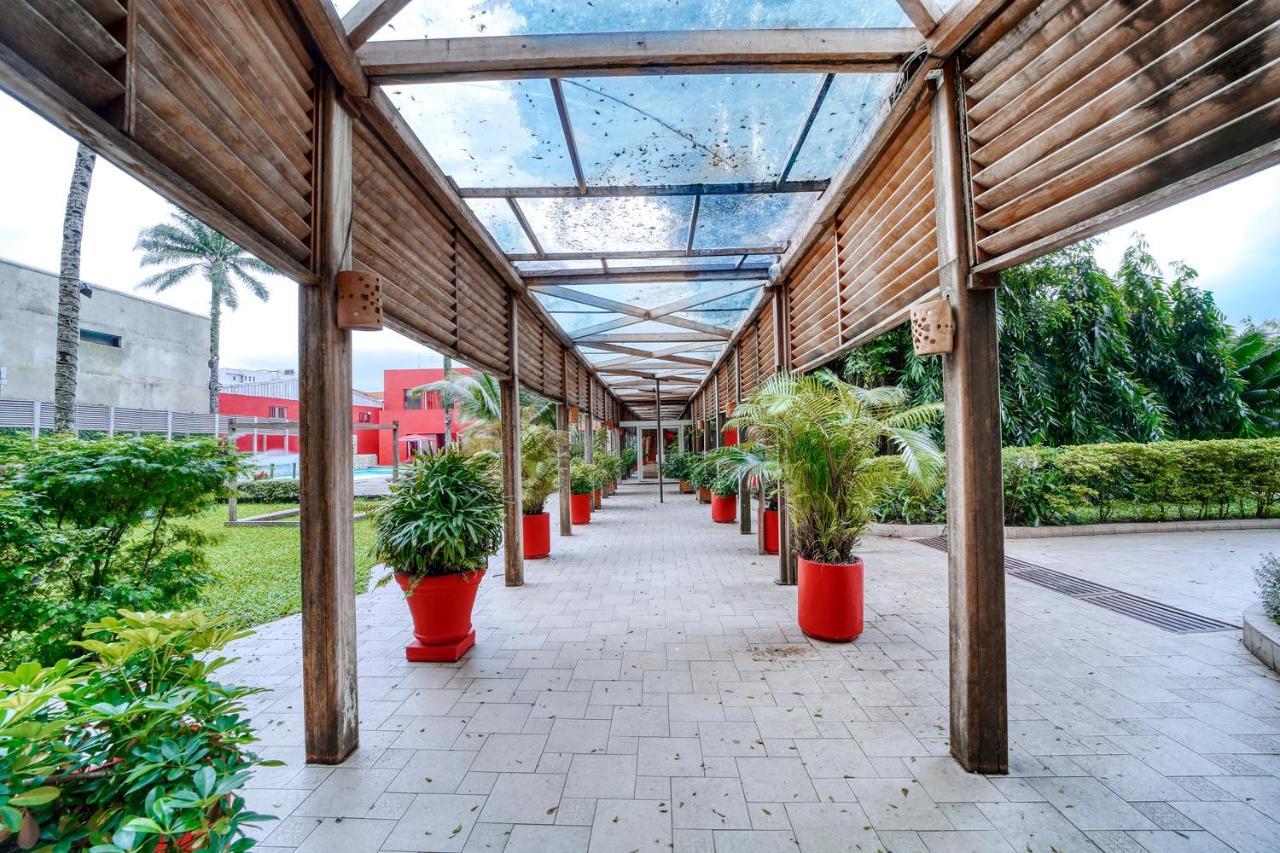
<box><xmin>0</xmin><ymin>435</ymin><xmax>240</xmax><ymax>666</ymax></box>
<box><xmin>661</xmin><ymin>451</ymin><xmax>695</xmax><ymax>482</ymax></box>
<box><xmin>595</xmin><ymin>451</ymin><xmax>623</xmax><ymax>485</ymax></box>
<box><xmin>0</xmin><ymin>610</ymin><xmax>275</xmax><ymax>851</ymax></box>
<box><xmin>372</xmin><ymin>448</ymin><xmax>504</xmax><ymax>578</ymax></box>
<box><xmin>727</xmin><ymin>372</ymin><xmax>942</xmax><ymax>563</ymax></box>
<box><xmin>521</xmin><ymin>424</ymin><xmax>567</xmax><ymax>515</ymax></box>
<box><xmin>620</xmin><ymin>445</ymin><xmax>637</xmax><ymax>474</ymax></box>
<box><xmin>569</xmin><ymin>461</ymin><xmax>596</xmax><ymax>496</ymax></box>
<box><xmin>1257</xmin><ymin>554</ymin><xmax>1280</xmax><ymax>624</ymax></box>
<box><xmin>230</xmin><ymin>478</ymin><xmax>299</xmax><ymax>503</ymax></box>
<box><xmin>711</xmin><ymin>467</ymin><xmax>739</xmax><ymax>498</ymax></box>
<box><xmin>687</xmin><ymin>454</ymin><xmax>716</xmax><ymax>490</ymax></box>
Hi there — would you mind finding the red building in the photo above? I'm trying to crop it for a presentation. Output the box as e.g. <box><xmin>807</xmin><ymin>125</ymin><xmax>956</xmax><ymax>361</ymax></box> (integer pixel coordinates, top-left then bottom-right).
<box><xmin>219</xmin><ymin>378</ymin><xmax>382</xmax><ymax>456</ymax></box>
<box><xmin>377</xmin><ymin>368</ymin><xmax>468</xmax><ymax>464</ymax></box>
<box><xmin>218</xmin><ymin>368</ymin><xmax>466</xmax><ymax>465</ymax></box>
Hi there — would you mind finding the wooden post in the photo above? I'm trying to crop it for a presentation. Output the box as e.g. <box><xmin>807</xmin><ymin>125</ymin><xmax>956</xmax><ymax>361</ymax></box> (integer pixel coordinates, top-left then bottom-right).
<box><xmin>226</xmin><ymin>421</ymin><xmax>238</xmax><ymax>524</ymax></box>
<box><xmin>932</xmin><ymin>61</ymin><xmax>1008</xmax><ymax>775</ymax></box>
<box><xmin>557</xmin><ymin>403</ymin><xmax>572</xmax><ymax>536</ymax></box>
<box><xmin>391</xmin><ymin>420</ymin><xmax>400</xmax><ymax>482</ymax></box>
<box><xmin>656</xmin><ymin>379</ymin><xmax>664</xmax><ymax>503</ymax></box>
<box><xmin>299</xmin><ymin>74</ymin><xmax>358</xmax><ymax>765</ymax></box>
<box><xmin>772</xmin><ymin>286</ymin><xmax>796</xmax><ymax>585</ymax></box>
<box><xmin>501</xmin><ymin>291</ymin><xmax>524</xmax><ymax>587</ymax></box>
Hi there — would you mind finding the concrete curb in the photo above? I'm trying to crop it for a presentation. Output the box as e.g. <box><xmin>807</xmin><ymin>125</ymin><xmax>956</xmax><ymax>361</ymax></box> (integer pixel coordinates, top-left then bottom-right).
<box><xmin>870</xmin><ymin>517</ymin><xmax>1280</xmax><ymax>540</ymax></box>
<box><xmin>1244</xmin><ymin>603</ymin><xmax>1280</xmax><ymax>674</ymax></box>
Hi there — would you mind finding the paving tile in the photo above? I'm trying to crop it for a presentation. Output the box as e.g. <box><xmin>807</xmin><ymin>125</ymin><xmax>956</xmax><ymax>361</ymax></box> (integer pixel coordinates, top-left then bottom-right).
<box><xmin>381</xmin><ymin>793</ymin><xmax>485</xmax><ymax>852</ymax></box>
<box><xmin>847</xmin><ymin>779</ymin><xmax>952</xmax><ymax>831</ymax></box>
<box><xmin>737</xmin><ymin>757</ymin><xmax>819</xmax><ymax>803</ymax></box>
<box><xmin>978</xmin><ymin>801</ymin><xmax>1097</xmax><ymax>852</ymax></box>
<box><xmin>470</xmin><ymin>733</ymin><xmax>548</xmax><ymax>773</ymax></box>
<box><xmin>478</xmin><ymin>772</ymin><xmax>566</xmax><ymax>824</ymax></box>
<box><xmin>590</xmin><ymin>798</ymin><xmax>673</xmax><ymax>853</ymax></box>
<box><xmin>1169</xmin><ymin>801</ymin><xmax>1280</xmax><ymax>853</ymax></box>
<box><xmin>546</xmin><ymin>717</ymin><xmax>611</xmax><ymax>754</ymax></box>
<box><xmin>917</xmin><ymin>829</ymin><xmax>1016</xmax><ymax>853</ymax></box>
<box><xmin>784</xmin><ymin>802</ymin><xmax>880</xmax><ymax>852</ymax></box>
<box><xmin>386</xmin><ymin>749</ymin><xmax>477</xmax><ymax>793</ymax></box>
<box><xmin>671</xmin><ymin>777</ymin><xmax>751</xmax><ymax>830</ymax></box>
<box><xmin>563</xmin><ymin>752</ymin><xmax>638</xmax><ymax>799</ymax></box>
<box><xmin>711</xmin><ymin>829</ymin><xmax>797</xmax><ymax>852</ymax></box>
<box><xmin>294</xmin><ymin>768</ymin><xmax>399</xmax><ymax>818</ymax></box>
<box><xmin>910</xmin><ymin>756</ymin><xmax>1006</xmax><ymax>803</ymax></box>
<box><xmin>504</xmin><ymin>824</ymin><xmax>591</xmax><ymax>853</ymax></box>
<box><xmin>638</xmin><ymin>736</ymin><xmax>704</xmax><ymax>777</ymax></box>
<box><xmin>1026</xmin><ymin>776</ymin><xmax>1156</xmax><ymax>831</ymax></box>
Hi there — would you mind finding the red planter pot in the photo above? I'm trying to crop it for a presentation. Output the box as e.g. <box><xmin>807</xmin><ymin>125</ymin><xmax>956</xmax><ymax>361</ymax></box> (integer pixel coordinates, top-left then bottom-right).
<box><xmin>697</xmin><ymin>486</ymin><xmax>712</xmax><ymax>503</ymax></box>
<box><xmin>722</xmin><ymin>427</ymin><xmax>739</xmax><ymax>446</ymax></box>
<box><xmin>523</xmin><ymin>512</ymin><xmax>551</xmax><ymax>559</ymax></box>
<box><xmin>571</xmin><ymin>492</ymin><xmax>592</xmax><ymax>524</ymax></box>
<box><xmin>395</xmin><ymin>568</ymin><xmax>484</xmax><ymax>661</ymax></box>
<box><xmin>711</xmin><ymin>494</ymin><xmax>737</xmax><ymax>523</ymax></box>
<box><xmin>763</xmin><ymin>509</ymin><xmax>779</xmax><ymax>554</ymax></box>
<box><xmin>797</xmin><ymin>557</ymin><xmax>864</xmax><ymax>642</ymax></box>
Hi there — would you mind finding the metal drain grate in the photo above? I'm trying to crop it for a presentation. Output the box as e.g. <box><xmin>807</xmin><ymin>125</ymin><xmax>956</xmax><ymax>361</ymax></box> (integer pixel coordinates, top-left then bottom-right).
<box><xmin>913</xmin><ymin>537</ymin><xmax>1238</xmax><ymax>634</ymax></box>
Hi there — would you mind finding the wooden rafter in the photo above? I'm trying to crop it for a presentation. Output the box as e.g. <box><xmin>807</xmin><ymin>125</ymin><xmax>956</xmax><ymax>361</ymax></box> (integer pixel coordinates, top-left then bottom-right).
<box><xmin>525</xmin><ymin>264</ymin><xmax>771</xmax><ymax>286</ymax></box>
<box><xmin>359</xmin><ymin>28</ymin><xmax>923</xmax><ymax>83</ymax></box>
<box><xmin>895</xmin><ymin>0</ymin><xmax>941</xmax><ymax>35</ymax></box>
<box><xmin>778</xmin><ymin>74</ymin><xmax>835</xmax><ymax>186</ymax></box>
<box><xmin>558</xmin><ymin>280</ymin><xmax>760</xmax><ymax>339</ymax></box>
<box><xmin>506</xmin><ymin>198</ymin><xmax>545</xmax><ymax>258</ymax></box>
<box><xmin>341</xmin><ymin>0</ymin><xmax>413</xmax><ymax>49</ymax></box>
<box><xmin>458</xmin><ymin>180</ymin><xmax>827</xmax><ymax>198</ymax></box>
<box><xmin>548</xmin><ymin>78</ymin><xmax>587</xmax><ymax>191</ymax></box>
<box><xmin>508</xmin><ymin>245</ymin><xmax>785</xmax><ymax>262</ymax></box>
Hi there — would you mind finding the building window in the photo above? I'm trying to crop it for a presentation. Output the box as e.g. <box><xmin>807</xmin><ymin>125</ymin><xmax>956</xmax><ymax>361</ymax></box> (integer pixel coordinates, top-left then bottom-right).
<box><xmin>425</xmin><ymin>391</ymin><xmax>442</xmax><ymax>409</ymax></box>
<box><xmin>268</xmin><ymin>405</ymin><xmax>287</xmax><ymax>419</ymax></box>
<box><xmin>80</xmin><ymin>328</ymin><xmax>121</xmax><ymax>348</ymax></box>
<box><xmin>358</xmin><ymin>411</ymin><xmax>372</xmax><ymax>423</ymax></box>
<box><xmin>402</xmin><ymin>389</ymin><xmax>423</xmax><ymax>410</ymax></box>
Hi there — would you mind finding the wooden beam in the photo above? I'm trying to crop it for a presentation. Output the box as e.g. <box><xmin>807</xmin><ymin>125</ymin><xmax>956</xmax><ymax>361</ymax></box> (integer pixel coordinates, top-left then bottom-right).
<box><xmin>462</xmin><ymin>180</ymin><xmax>829</xmax><ymax>199</ymax></box>
<box><xmin>525</xmin><ymin>264</ymin><xmax>771</xmax><ymax>286</ymax></box>
<box><xmin>549</xmin><ymin>78</ymin><xmax>586</xmax><ymax>191</ymax></box>
<box><xmin>507</xmin><ymin>198</ymin><xmax>545</xmax><ymax>258</ymax></box>
<box><xmin>578</xmin><ymin>332</ymin><xmax>730</xmax><ymax>344</ymax></box>
<box><xmin>685</xmin><ymin>195</ymin><xmax>701</xmax><ymax>253</ymax></box>
<box><xmin>558</xmin><ymin>352</ymin><xmax>573</xmax><ymax>537</ymax></box>
<box><xmin>288</xmin><ymin>0</ymin><xmax>368</xmax><ymax>97</ymax></box>
<box><xmin>932</xmin><ymin>62</ymin><xmax>1007</xmax><ymax>775</ymax></box>
<box><xmin>926</xmin><ymin>0</ymin><xmax>1009</xmax><ymax>57</ymax></box>
<box><xmin>501</xmin><ymin>290</ymin><xmax>524</xmax><ymax>587</ymax></box>
<box><xmin>342</xmin><ymin>0</ymin><xmax>412</xmax><ymax>50</ymax></box>
<box><xmin>508</xmin><ymin>245</ymin><xmax>786</xmax><ymax>262</ymax></box>
<box><xmin>359</xmin><ymin>28</ymin><xmax>923</xmax><ymax>83</ymax></box>
<box><xmin>299</xmin><ymin>75</ymin><xmax>358</xmax><ymax>765</ymax></box>
<box><xmin>778</xmin><ymin>74</ymin><xmax>835</xmax><ymax>185</ymax></box>
<box><xmin>896</xmin><ymin>0</ymin><xmax>942</xmax><ymax>35</ymax></box>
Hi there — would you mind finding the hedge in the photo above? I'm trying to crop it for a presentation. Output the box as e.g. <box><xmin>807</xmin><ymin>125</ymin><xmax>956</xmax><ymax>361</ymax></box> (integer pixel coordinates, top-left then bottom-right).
<box><xmin>232</xmin><ymin>478</ymin><xmax>299</xmax><ymax>503</ymax></box>
<box><xmin>874</xmin><ymin>438</ymin><xmax>1280</xmax><ymax>527</ymax></box>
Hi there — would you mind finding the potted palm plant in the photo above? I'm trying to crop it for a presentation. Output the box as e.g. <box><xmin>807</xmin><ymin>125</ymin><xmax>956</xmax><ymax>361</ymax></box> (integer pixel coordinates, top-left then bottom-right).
<box><xmin>373</xmin><ymin>448</ymin><xmax>504</xmax><ymax>661</ymax></box>
<box><xmin>726</xmin><ymin>372</ymin><xmax>941</xmax><ymax>642</ymax></box>
<box><xmin>710</xmin><ymin>466</ymin><xmax>738</xmax><ymax>523</ymax></box>
<box><xmin>521</xmin><ymin>423</ymin><xmax>565</xmax><ymax>559</ymax></box>
<box><xmin>569</xmin><ymin>460</ymin><xmax>595</xmax><ymax>524</ymax></box>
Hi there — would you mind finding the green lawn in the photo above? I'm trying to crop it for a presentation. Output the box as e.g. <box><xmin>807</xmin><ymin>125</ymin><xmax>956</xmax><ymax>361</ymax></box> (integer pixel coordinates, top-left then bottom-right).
<box><xmin>187</xmin><ymin>502</ymin><xmax>382</xmax><ymax>627</ymax></box>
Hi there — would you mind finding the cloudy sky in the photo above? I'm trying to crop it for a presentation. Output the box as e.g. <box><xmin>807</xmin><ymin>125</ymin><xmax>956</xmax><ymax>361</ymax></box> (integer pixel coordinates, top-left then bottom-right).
<box><xmin>1</xmin><ymin>90</ymin><xmax>1278</xmax><ymax>395</ymax></box>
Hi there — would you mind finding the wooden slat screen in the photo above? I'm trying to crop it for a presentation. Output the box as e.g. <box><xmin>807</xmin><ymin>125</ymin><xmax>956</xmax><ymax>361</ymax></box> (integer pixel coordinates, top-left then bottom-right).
<box><xmin>455</xmin><ymin>242</ymin><xmax>510</xmax><ymax>376</ymax></box>
<box><xmin>738</xmin><ymin>322</ymin><xmax>760</xmax><ymax>399</ymax></box>
<box><xmin>788</xmin><ymin>103</ymin><xmax>937</xmax><ymax>372</ymax></box>
<box><xmin>964</xmin><ymin>0</ymin><xmax>1280</xmax><ymax>270</ymax></box>
<box><xmin>0</xmin><ymin>1</ymin><xmax>127</xmax><ymax>114</ymax></box>
<box><xmin>756</xmin><ymin>303</ymin><xmax>776</xmax><ymax>383</ymax></box>
<box><xmin>715</xmin><ymin>363</ymin><xmax>730</xmax><ymax>414</ymax></box>
<box><xmin>134</xmin><ymin>0</ymin><xmax>315</xmax><ymax>268</ymax></box>
<box><xmin>517</xmin><ymin>302</ymin><xmax>547</xmax><ymax>397</ymax></box>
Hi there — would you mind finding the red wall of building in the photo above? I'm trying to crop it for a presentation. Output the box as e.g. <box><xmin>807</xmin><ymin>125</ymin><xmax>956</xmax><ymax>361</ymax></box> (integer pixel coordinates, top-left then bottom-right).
<box><xmin>219</xmin><ymin>393</ymin><xmax>381</xmax><ymax>455</ymax></box>
<box><xmin>377</xmin><ymin>368</ymin><xmax>467</xmax><ymax>464</ymax></box>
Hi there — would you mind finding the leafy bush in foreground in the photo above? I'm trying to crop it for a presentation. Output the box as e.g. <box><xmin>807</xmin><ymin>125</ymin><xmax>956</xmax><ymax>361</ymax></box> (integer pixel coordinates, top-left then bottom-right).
<box><xmin>0</xmin><ymin>610</ymin><xmax>273</xmax><ymax>851</ymax></box>
<box><xmin>0</xmin><ymin>435</ymin><xmax>239</xmax><ymax>666</ymax></box>
<box><xmin>1257</xmin><ymin>554</ymin><xmax>1280</xmax><ymax>623</ymax></box>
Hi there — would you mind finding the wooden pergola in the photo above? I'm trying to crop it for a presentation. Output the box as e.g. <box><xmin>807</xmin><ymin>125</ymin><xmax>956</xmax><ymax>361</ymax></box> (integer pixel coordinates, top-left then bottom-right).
<box><xmin>2</xmin><ymin>0</ymin><xmax>1275</xmax><ymax>774</ymax></box>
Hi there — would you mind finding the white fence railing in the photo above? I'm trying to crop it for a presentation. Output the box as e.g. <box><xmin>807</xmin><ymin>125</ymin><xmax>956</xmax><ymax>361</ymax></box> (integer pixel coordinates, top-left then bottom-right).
<box><xmin>0</xmin><ymin>398</ymin><xmax>226</xmax><ymax>437</ymax></box>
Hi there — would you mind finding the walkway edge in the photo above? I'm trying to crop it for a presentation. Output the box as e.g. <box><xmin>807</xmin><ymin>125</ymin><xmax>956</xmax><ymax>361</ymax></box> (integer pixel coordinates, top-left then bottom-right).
<box><xmin>871</xmin><ymin>517</ymin><xmax>1280</xmax><ymax>539</ymax></box>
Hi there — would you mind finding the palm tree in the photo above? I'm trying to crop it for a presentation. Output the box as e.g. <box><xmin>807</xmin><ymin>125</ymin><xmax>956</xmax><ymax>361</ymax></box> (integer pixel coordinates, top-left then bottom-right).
<box><xmin>53</xmin><ymin>144</ymin><xmax>97</xmax><ymax>432</ymax></box>
<box><xmin>1232</xmin><ymin>324</ymin><xmax>1280</xmax><ymax>436</ymax></box>
<box><xmin>418</xmin><ymin>372</ymin><xmax>556</xmax><ymax>451</ymax></box>
<box><xmin>135</xmin><ymin>212</ymin><xmax>275</xmax><ymax>413</ymax></box>
<box><xmin>442</xmin><ymin>355</ymin><xmax>454</xmax><ymax>446</ymax></box>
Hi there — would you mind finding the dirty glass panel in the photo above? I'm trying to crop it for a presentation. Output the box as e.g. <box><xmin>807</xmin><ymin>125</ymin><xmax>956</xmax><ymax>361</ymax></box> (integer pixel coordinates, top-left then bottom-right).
<box><xmin>387</xmin><ymin>81</ymin><xmax>576</xmax><ymax>188</ymax></box>
<box><xmin>693</xmin><ymin>193</ymin><xmax>817</xmax><ymax>249</ymax></box>
<box><xmin>521</xmin><ymin>196</ymin><xmax>695</xmax><ymax>254</ymax></box>
<box><xmin>373</xmin><ymin>1</ymin><xmax>910</xmax><ymax>40</ymax></box>
<box><xmin>788</xmin><ymin>73</ymin><xmax>895</xmax><ymax>181</ymax></box>
<box><xmin>465</xmin><ymin>199</ymin><xmax>534</xmax><ymax>254</ymax></box>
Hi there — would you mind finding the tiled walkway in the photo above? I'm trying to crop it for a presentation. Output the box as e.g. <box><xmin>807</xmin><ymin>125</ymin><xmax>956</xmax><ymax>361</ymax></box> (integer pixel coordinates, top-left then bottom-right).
<box><xmin>231</xmin><ymin>482</ymin><xmax>1280</xmax><ymax>852</ymax></box>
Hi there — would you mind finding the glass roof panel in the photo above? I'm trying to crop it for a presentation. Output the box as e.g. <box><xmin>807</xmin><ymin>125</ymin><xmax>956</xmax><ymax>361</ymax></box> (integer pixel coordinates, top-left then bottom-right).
<box><xmin>559</xmin><ymin>281</ymin><xmax>754</xmax><ymax>311</ymax></box>
<box><xmin>675</xmin><ymin>308</ymin><xmax>748</xmax><ymax>327</ymax></box>
<box><xmin>694</xmin><ymin>193</ymin><xmax>817</xmax><ymax>249</ymax></box>
<box><xmin>520</xmin><ymin>196</ymin><xmax>694</xmax><ymax>254</ymax></box>
<box><xmin>516</xmin><ymin>259</ymin><xmax>603</xmax><ymax>273</ymax></box>
<box><xmin>550</xmin><ymin>310</ymin><xmax>628</xmax><ymax>333</ymax></box>
<box><xmin>465</xmin><ymin>199</ymin><xmax>534</xmax><ymax>254</ymax></box>
<box><xmin>535</xmin><ymin>293</ymin><xmax>610</xmax><ymax>313</ymax></box>
<box><xmin>386</xmin><ymin>81</ymin><xmax>575</xmax><ymax>188</ymax></box>
<box><xmin>373</xmin><ymin>1</ymin><xmax>910</xmax><ymax>41</ymax></box>
<box><xmin>562</xmin><ymin>74</ymin><xmax>816</xmax><ymax>185</ymax></box>
<box><xmin>788</xmin><ymin>73</ymin><xmax>895</xmax><ymax>181</ymax></box>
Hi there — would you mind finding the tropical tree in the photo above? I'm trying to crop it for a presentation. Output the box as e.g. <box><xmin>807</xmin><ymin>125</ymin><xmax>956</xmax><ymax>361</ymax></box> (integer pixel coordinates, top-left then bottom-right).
<box><xmin>1232</xmin><ymin>323</ymin><xmax>1280</xmax><ymax>436</ymax></box>
<box><xmin>420</xmin><ymin>370</ymin><xmax>556</xmax><ymax>450</ymax></box>
<box><xmin>135</xmin><ymin>212</ymin><xmax>275</xmax><ymax>413</ymax></box>
<box><xmin>53</xmin><ymin>144</ymin><xmax>96</xmax><ymax>432</ymax></box>
<box><xmin>442</xmin><ymin>355</ymin><xmax>454</xmax><ymax>445</ymax></box>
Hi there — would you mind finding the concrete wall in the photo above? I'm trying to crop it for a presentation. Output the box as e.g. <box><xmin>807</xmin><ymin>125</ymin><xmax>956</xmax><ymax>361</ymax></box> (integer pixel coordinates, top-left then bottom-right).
<box><xmin>0</xmin><ymin>258</ymin><xmax>210</xmax><ymax>412</ymax></box>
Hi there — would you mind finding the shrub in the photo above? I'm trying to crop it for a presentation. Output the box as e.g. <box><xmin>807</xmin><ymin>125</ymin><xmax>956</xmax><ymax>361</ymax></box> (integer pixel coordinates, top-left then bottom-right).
<box><xmin>0</xmin><ymin>435</ymin><xmax>239</xmax><ymax>666</ymax></box>
<box><xmin>711</xmin><ymin>467</ymin><xmax>739</xmax><ymax>498</ymax></box>
<box><xmin>661</xmin><ymin>451</ymin><xmax>694</xmax><ymax>482</ymax></box>
<box><xmin>620</xmin><ymin>445</ymin><xmax>637</xmax><ymax>473</ymax></box>
<box><xmin>596</xmin><ymin>451</ymin><xmax>623</xmax><ymax>484</ymax></box>
<box><xmin>569</xmin><ymin>460</ymin><xmax>596</xmax><ymax>495</ymax></box>
<box><xmin>372</xmin><ymin>449</ymin><xmax>504</xmax><ymax>578</ymax></box>
<box><xmin>233</xmin><ymin>477</ymin><xmax>299</xmax><ymax>503</ymax></box>
<box><xmin>1257</xmin><ymin>554</ymin><xmax>1280</xmax><ymax>623</ymax></box>
<box><xmin>0</xmin><ymin>610</ymin><xmax>274</xmax><ymax>850</ymax></box>
<box><xmin>521</xmin><ymin>424</ymin><xmax>566</xmax><ymax>515</ymax></box>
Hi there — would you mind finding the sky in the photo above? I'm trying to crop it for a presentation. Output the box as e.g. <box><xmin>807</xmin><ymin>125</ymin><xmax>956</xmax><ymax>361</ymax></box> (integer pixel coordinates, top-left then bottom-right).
<box><xmin>1</xmin><ymin>88</ymin><xmax>1278</xmax><ymax>395</ymax></box>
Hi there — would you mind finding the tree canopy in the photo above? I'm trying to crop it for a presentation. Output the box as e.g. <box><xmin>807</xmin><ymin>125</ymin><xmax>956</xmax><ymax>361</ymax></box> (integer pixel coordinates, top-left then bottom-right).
<box><xmin>843</xmin><ymin>237</ymin><xmax>1278</xmax><ymax>446</ymax></box>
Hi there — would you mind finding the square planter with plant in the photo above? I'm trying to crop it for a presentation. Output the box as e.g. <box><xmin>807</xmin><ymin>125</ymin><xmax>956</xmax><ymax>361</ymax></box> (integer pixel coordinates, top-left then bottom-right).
<box><xmin>373</xmin><ymin>448</ymin><xmax>505</xmax><ymax>661</ymax></box>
